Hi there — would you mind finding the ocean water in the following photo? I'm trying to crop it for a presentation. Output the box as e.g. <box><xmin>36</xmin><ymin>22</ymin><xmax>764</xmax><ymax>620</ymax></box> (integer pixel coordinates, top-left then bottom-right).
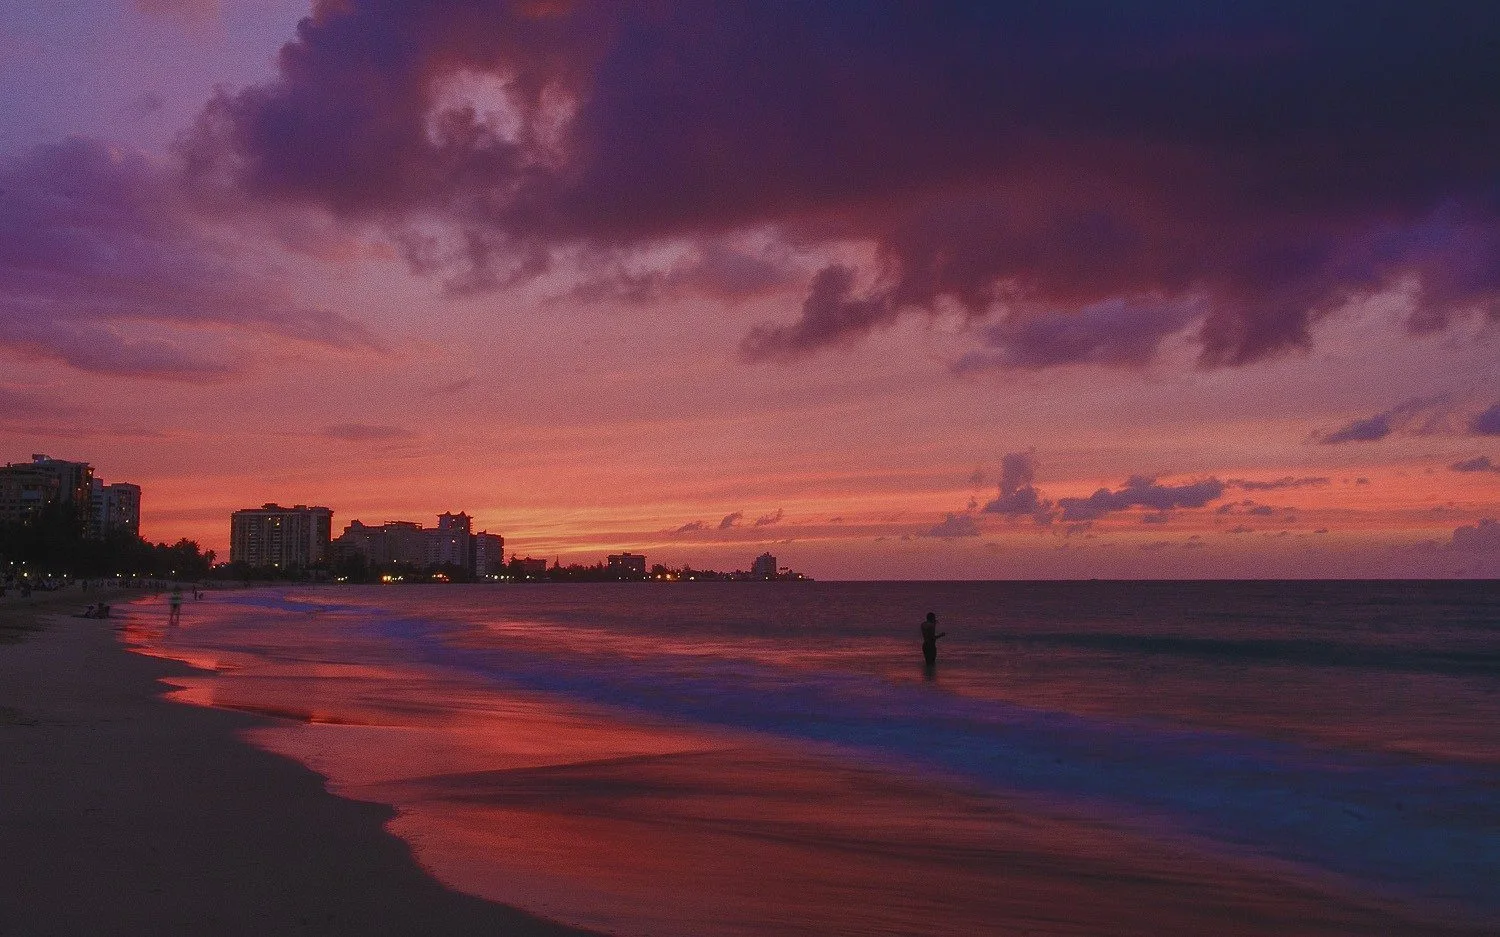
<box><xmin>125</xmin><ymin>582</ymin><xmax>1499</xmax><ymax>935</ymax></box>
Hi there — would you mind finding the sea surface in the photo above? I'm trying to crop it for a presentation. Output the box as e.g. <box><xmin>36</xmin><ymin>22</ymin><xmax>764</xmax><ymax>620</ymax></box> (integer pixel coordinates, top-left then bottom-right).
<box><xmin>125</xmin><ymin>581</ymin><xmax>1500</xmax><ymax>935</ymax></box>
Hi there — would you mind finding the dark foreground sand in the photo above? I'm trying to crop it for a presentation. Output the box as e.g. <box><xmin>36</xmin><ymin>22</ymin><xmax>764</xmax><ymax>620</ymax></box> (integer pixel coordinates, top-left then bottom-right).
<box><xmin>0</xmin><ymin>601</ymin><xmax>595</xmax><ymax>937</ymax></box>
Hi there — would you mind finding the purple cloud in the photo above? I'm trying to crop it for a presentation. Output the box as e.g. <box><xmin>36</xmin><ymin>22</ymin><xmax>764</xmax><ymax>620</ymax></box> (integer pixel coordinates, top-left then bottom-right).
<box><xmin>1471</xmin><ymin>404</ymin><xmax>1500</xmax><ymax>436</ymax></box>
<box><xmin>718</xmin><ymin>511</ymin><xmax>743</xmax><ymax>530</ymax></box>
<box><xmin>1058</xmin><ymin>475</ymin><xmax>1225</xmax><ymax>522</ymax></box>
<box><xmin>1451</xmin><ymin>518</ymin><xmax>1500</xmax><ymax>553</ymax></box>
<box><xmin>0</xmin><ymin>138</ymin><xmax>382</xmax><ymax>379</ymax></box>
<box><xmin>177</xmin><ymin>3</ymin><xmax>1500</xmax><ymax>371</ymax></box>
<box><xmin>1451</xmin><ymin>455</ymin><xmax>1500</xmax><ymax>473</ymax></box>
<box><xmin>926</xmin><ymin>514</ymin><xmax>981</xmax><ymax>538</ymax></box>
<box><xmin>1229</xmin><ymin>476</ymin><xmax>1330</xmax><ymax>491</ymax></box>
<box><xmin>956</xmin><ymin>298</ymin><xmax>1198</xmax><ymax>371</ymax></box>
<box><xmin>740</xmin><ymin>265</ymin><xmax>892</xmax><ymax>362</ymax></box>
<box><xmin>981</xmin><ymin>451</ymin><xmax>1055</xmax><ymax>524</ymax></box>
<box><xmin>753</xmin><ymin>509</ymin><xmax>784</xmax><ymax>527</ymax></box>
<box><xmin>1318</xmin><ymin>395</ymin><xmax>1452</xmax><ymax>445</ymax></box>
<box><xmin>674</xmin><ymin>520</ymin><xmax>705</xmax><ymax>534</ymax></box>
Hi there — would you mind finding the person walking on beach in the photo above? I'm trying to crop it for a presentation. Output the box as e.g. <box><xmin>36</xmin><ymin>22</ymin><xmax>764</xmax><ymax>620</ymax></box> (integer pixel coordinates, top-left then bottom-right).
<box><xmin>168</xmin><ymin>586</ymin><xmax>183</xmax><ymax>626</ymax></box>
<box><xmin>921</xmin><ymin>612</ymin><xmax>946</xmax><ymax>667</ymax></box>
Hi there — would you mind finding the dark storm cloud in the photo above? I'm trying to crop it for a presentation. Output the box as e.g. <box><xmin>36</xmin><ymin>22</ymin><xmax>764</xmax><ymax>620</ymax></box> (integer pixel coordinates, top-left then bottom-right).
<box><xmin>1471</xmin><ymin>404</ymin><xmax>1500</xmax><ymax>436</ymax></box>
<box><xmin>0</xmin><ymin>137</ymin><xmax>381</xmax><ymax>379</ymax></box>
<box><xmin>181</xmin><ymin>1</ymin><xmax>1500</xmax><ymax>369</ymax></box>
<box><xmin>1057</xmin><ymin>475</ymin><xmax>1225</xmax><ymax>522</ymax></box>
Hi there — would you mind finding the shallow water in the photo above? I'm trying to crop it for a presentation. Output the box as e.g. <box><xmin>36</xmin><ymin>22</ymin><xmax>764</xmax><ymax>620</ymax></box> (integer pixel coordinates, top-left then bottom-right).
<box><xmin>125</xmin><ymin>581</ymin><xmax>1500</xmax><ymax>935</ymax></box>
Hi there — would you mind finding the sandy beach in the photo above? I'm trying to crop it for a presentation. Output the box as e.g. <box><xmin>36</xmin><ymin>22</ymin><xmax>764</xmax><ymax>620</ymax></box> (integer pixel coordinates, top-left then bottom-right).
<box><xmin>0</xmin><ymin>596</ymin><xmax>594</xmax><ymax>937</ymax></box>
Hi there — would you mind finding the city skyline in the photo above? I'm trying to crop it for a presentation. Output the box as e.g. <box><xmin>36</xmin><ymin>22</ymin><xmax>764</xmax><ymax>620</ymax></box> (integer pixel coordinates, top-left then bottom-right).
<box><xmin>2</xmin><ymin>3</ymin><xmax>1498</xmax><ymax>578</ymax></box>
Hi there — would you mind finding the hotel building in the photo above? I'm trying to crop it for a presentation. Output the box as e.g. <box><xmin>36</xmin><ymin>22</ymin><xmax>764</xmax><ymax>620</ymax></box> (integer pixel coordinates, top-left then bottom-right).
<box><xmin>230</xmin><ymin>503</ymin><xmax>334</xmax><ymax>569</ymax></box>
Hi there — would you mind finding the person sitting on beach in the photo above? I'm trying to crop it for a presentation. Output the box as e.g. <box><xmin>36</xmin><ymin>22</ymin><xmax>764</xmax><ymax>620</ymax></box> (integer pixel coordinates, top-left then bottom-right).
<box><xmin>80</xmin><ymin>604</ymin><xmax>97</xmax><ymax>618</ymax></box>
<box><xmin>921</xmin><ymin>612</ymin><xmax>946</xmax><ymax>667</ymax></box>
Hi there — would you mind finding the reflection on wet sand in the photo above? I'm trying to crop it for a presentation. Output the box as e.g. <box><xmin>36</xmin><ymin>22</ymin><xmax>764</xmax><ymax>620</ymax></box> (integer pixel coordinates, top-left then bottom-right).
<box><xmin>123</xmin><ymin>591</ymin><xmax>1495</xmax><ymax>936</ymax></box>
<box><xmin>195</xmin><ymin>677</ymin><xmax>1466</xmax><ymax>937</ymax></box>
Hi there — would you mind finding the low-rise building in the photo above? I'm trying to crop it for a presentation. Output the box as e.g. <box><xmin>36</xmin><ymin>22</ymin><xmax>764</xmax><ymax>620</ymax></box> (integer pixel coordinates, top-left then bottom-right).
<box><xmin>335</xmin><ymin>512</ymin><xmax>504</xmax><ymax>579</ymax></box>
<box><xmin>606</xmin><ymin>552</ymin><xmax>647</xmax><ymax>578</ymax></box>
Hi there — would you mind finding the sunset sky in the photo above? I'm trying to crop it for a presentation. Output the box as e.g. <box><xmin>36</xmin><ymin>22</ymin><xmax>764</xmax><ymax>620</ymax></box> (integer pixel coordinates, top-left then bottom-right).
<box><xmin>2</xmin><ymin>1</ymin><xmax>1498</xmax><ymax>578</ymax></box>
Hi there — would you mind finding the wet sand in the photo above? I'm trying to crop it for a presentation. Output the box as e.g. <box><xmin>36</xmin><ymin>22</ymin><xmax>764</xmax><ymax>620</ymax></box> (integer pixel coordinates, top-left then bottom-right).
<box><xmin>0</xmin><ymin>601</ymin><xmax>594</xmax><ymax>937</ymax></box>
<box><xmin>130</xmin><ymin>592</ymin><xmax>1492</xmax><ymax>937</ymax></box>
<box><xmin>4</xmin><ymin>591</ymin><xmax>1491</xmax><ymax>936</ymax></box>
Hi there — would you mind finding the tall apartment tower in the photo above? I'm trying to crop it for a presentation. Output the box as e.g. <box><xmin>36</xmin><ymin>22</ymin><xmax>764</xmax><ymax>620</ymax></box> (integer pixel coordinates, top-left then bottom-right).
<box><xmin>428</xmin><ymin>511</ymin><xmax>473</xmax><ymax>569</ymax></box>
<box><xmin>91</xmin><ymin>479</ymin><xmax>141</xmax><ymax>537</ymax></box>
<box><xmin>23</xmin><ymin>454</ymin><xmax>93</xmax><ymax>506</ymax></box>
<box><xmin>473</xmin><ymin>531</ymin><xmax>505</xmax><ymax>577</ymax></box>
<box><xmin>230</xmin><ymin>503</ymin><xmax>333</xmax><ymax>569</ymax></box>
<box><xmin>751</xmin><ymin>552</ymin><xmax>778</xmax><ymax>579</ymax></box>
<box><xmin>0</xmin><ymin>464</ymin><xmax>61</xmax><ymax>524</ymax></box>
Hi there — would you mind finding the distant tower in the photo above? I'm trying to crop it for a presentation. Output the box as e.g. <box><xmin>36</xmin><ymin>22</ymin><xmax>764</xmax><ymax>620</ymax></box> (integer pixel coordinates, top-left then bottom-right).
<box><xmin>751</xmin><ymin>552</ymin><xmax>777</xmax><ymax>579</ymax></box>
<box><xmin>430</xmin><ymin>512</ymin><xmax>473</xmax><ymax>569</ymax></box>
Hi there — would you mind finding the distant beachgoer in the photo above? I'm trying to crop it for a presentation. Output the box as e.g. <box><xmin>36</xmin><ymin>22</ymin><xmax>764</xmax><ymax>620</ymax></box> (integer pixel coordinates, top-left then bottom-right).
<box><xmin>98</xmin><ymin>603</ymin><xmax>110</xmax><ymax>619</ymax></box>
<box><xmin>168</xmin><ymin>586</ymin><xmax>183</xmax><ymax>626</ymax></box>
<box><xmin>921</xmin><ymin>612</ymin><xmax>946</xmax><ymax>667</ymax></box>
<box><xmin>80</xmin><ymin>604</ymin><xmax>97</xmax><ymax>618</ymax></box>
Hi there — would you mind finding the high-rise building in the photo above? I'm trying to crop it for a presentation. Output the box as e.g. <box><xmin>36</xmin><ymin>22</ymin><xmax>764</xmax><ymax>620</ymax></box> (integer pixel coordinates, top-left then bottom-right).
<box><xmin>0</xmin><ymin>465</ymin><xmax>61</xmax><ymax>525</ymax></box>
<box><xmin>92</xmin><ymin>479</ymin><xmax>141</xmax><ymax>537</ymax></box>
<box><xmin>607</xmin><ymin>552</ymin><xmax>647</xmax><ymax>578</ymax></box>
<box><xmin>2</xmin><ymin>455</ymin><xmax>140</xmax><ymax>538</ymax></box>
<box><xmin>1</xmin><ymin>454</ymin><xmax>93</xmax><ymax>528</ymax></box>
<box><xmin>230</xmin><ymin>503</ymin><xmax>333</xmax><ymax>569</ymax></box>
<box><xmin>22</xmin><ymin>454</ymin><xmax>93</xmax><ymax>506</ymax></box>
<box><xmin>473</xmin><ymin>531</ymin><xmax>505</xmax><ymax>577</ymax></box>
<box><xmin>751</xmin><ymin>552</ymin><xmax>778</xmax><ymax>579</ymax></box>
<box><xmin>429</xmin><ymin>512</ymin><xmax>472</xmax><ymax>569</ymax></box>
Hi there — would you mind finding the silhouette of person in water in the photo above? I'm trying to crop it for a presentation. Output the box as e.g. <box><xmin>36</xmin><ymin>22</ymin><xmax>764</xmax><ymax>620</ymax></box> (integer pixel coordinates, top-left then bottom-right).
<box><xmin>168</xmin><ymin>586</ymin><xmax>183</xmax><ymax>626</ymax></box>
<box><xmin>921</xmin><ymin>612</ymin><xmax>946</xmax><ymax>667</ymax></box>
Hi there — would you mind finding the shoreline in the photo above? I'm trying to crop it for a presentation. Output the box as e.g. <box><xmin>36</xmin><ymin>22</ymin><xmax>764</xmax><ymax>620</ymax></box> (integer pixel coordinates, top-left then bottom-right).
<box><xmin>0</xmin><ymin>599</ymin><xmax>596</xmax><ymax>937</ymax></box>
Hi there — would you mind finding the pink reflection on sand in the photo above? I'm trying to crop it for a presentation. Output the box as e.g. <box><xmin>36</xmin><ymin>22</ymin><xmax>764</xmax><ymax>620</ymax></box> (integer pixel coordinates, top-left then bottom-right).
<box><xmin>127</xmin><ymin>594</ymin><xmax>1480</xmax><ymax>936</ymax></box>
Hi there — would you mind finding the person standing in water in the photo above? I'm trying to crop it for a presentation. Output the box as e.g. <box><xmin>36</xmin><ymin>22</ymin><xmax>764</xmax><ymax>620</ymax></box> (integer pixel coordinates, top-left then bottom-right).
<box><xmin>168</xmin><ymin>586</ymin><xmax>183</xmax><ymax>626</ymax></box>
<box><xmin>921</xmin><ymin>612</ymin><xmax>946</xmax><ymax>667</ymax></box>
